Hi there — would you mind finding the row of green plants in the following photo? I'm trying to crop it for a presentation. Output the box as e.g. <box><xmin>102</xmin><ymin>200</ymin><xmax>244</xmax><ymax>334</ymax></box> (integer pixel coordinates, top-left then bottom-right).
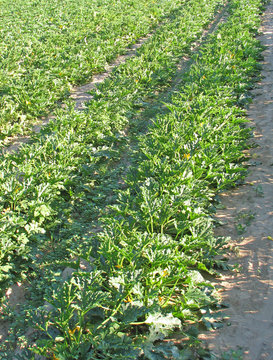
<box><xmin>1</xmin><ymin>0</ymin><xmax>266</xmax><ymax>358</ymax></box>
<box><xmin>0</xmin><ymin>0</ymin><xmax>185</xmax><ymax>142</ymax></box>
<box><xmin>0</xmin><ymin>0</ymin><xmax>224</xmax><ymax>299</ymax></box>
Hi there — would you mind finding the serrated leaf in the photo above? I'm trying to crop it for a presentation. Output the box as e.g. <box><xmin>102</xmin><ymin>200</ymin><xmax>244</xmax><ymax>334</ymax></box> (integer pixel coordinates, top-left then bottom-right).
<box><xmin>119</xmin><ymin>303</ymin><xmax>148</xmax><ymax>324</ymax></box>
<box><xmin>143</xmin><ymin>341</ymin><xmax>180</xmax><ymax>360</ymax></box>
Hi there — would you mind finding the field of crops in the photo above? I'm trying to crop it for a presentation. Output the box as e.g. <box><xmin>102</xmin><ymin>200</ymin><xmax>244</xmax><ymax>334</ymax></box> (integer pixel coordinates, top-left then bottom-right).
<box><xmin>0</xmin><ymin>0</ymin><xmax>186</xmax><ymax>143</ymax></box>
<box><xmin>0</xmin><ymin>0</ymin><xmax>267</xmax><ymax>358</ymax></box>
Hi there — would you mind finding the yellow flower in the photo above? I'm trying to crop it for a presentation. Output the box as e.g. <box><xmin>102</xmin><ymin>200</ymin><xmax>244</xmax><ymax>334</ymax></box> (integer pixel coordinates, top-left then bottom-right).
<box><xmin>1</xmin><ymin>207</ymin><xmax>10</xmax><ymax>214</ymax></box>
<box><xmin>68</xmin><ymin>325</ymin><xmax>80</xmax><ymax>336</ymax></box>
<box><xmin>183</xmin><ymin>153</ymin><xmax>190</xmax><ymax>160</ymax></box>
<box><xmin>162</xmin><ymin>269</ymin><xmax>168</xmax><ymax>277</ymax></box>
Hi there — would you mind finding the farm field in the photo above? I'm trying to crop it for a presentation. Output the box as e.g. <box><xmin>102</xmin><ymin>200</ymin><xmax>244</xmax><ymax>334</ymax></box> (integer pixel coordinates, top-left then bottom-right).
<box><xmin>0</xmin><ymin>0</ymin><xmax>268</xmax><ymax>358</ymax></box>
<box><xmin>0</xmin><ymin>0</ymin><xmax>184</xmax><ymax>143</ymax></box>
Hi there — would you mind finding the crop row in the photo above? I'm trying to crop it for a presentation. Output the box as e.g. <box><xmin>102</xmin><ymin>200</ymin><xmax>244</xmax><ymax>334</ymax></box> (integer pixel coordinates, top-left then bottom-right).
<box><xmin>0</xmin><ymin>0</ymin><xmax>185</xmax><ymax>142</ymax></box>
<box><xmin>27</xmin><ymin>0</ymin><xmax>265</xmax><ymax>358</ymax></box>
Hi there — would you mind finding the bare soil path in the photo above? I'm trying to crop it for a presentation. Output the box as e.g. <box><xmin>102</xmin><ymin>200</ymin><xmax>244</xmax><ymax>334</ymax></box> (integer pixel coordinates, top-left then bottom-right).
<box><xmin>200</xmin><ymin>1</ymin><xmax>273</xmax><ymax>359</ymax></box>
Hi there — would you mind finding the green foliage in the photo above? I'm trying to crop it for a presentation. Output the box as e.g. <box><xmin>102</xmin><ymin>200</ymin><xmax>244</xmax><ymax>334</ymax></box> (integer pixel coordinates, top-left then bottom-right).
<box><xmin>0</xmin><ymin>0</ymin><xmax>224</xmax><ymax>298</ymax></box>
<box><xmin>0</xmin><ymin>0</ymin><xmax>266</xmax><ymax>358</ymax></box>
<box><xmin>0</xmin><ymin>0</ymin><xmax>185</xmax><ymax>142</ymax></box>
